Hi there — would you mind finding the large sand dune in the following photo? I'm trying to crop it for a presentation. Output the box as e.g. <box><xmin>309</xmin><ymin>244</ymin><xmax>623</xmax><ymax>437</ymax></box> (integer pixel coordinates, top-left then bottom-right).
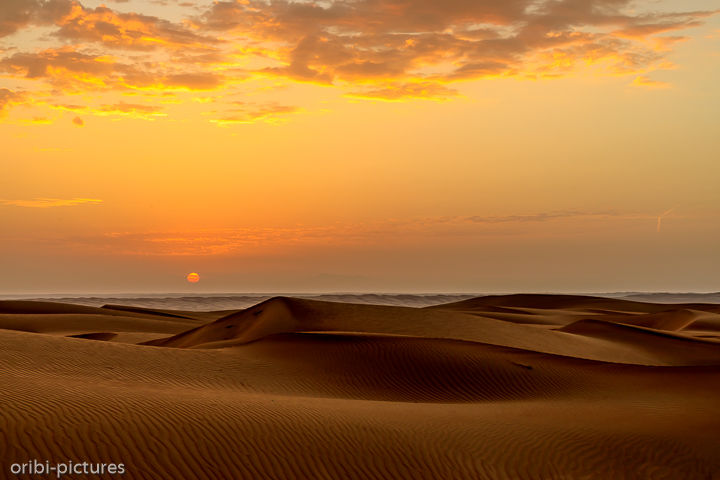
<box><xmin>1</xmin><ymin>294</ymin><xmax>719</xmax><ymax>479</ymax></box>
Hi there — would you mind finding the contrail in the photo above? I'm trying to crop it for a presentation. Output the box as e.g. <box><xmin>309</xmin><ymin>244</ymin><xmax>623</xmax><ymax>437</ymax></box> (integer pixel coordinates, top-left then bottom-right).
<box><xmin>657</xmin><ymin>205</ymin><xmax>679</xmax><ymax>233</ymax></box>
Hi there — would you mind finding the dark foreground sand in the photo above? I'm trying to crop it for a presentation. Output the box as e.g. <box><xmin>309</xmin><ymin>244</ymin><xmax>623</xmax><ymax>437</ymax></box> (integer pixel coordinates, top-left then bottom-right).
<box><xmin>1</xmin><ymin>294</ymin><xmax>720</xmax><ymax>479</ymax></box>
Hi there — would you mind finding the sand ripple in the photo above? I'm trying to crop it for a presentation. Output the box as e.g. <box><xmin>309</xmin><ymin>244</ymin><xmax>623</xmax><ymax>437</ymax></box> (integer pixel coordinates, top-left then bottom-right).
<box><xmin>2</xmin><ymin>294</ymin><xmax>719</xmax><ymax>479</ymax></box>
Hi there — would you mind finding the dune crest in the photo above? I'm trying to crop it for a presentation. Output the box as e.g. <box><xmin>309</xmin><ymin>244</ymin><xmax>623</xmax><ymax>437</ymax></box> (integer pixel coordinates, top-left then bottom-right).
<box><xmin>142</xmin><ymin>296</ymin><xmax>720</xmax><ymax>366</ymax></box>
<box><xmin>427</xmin><ymin>293</ymin><xmax>720</xmax><ymax>314</ymax></box>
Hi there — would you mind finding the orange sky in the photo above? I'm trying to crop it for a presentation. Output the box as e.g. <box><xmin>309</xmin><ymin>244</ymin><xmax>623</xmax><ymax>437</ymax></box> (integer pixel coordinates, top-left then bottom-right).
<box><xmin>1</xmin><ymin>0</ymin><xmax>719</xmax><ymax>293</ymax></box>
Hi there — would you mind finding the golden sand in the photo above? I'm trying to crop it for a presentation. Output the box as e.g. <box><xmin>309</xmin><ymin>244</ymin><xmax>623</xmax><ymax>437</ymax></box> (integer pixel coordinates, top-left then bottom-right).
<box><xmin>1</xmin><ymin>295</ymin><xmax>719</xmax><ymax>479</ymax></box>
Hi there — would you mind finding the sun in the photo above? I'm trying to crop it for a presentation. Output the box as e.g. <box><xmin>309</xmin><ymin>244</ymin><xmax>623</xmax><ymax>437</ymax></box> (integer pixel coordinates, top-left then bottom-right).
<box><xmin>187</xmin><ymin>272</ymin><xmax>200</xmax><ymax>283</ymax></box>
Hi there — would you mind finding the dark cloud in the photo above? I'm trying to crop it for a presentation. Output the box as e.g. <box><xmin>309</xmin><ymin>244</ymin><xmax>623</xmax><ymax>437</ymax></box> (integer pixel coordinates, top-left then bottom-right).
<box><xmin>53</xmin><ymin>103</ymin><xmax>86</xmax><ymax>110</ymax></box>
<box><xmin>53</xmin><ymin>4</ymin><xmax>222</xmax><ymax>51</ymax></box>
<box><xmin>163</xmin><ymin>73</ymin><xmax>224</xmax><ymax>90</ymax></box>
<box><xmin>0</xmin><ymin>0</ymin><xmax>36</xmax><ymax>37</ymax></box>
<box><xmin>0</xmin><ymin>0</ymin><xmax>73</xmax><ymax>37</ymax></box>
<box><xmin>71</xmin><ymin>115</ymin><xmax>83</xmax><ymax>125</ymax></box>
<box><xmin>0</xmin><ymin>48</ymin><xmax>117</xmax><ymax>80</ymax></box>
<box><xmin>335</xmin><ymin>61</ymin><xmax>405</xmax><ymax>79</ymax></box>
<box><xmin>0</xmin><ymin>0</ymin><xmax>715</xmax><ymax>108</ymax></box>
<box><xmin>1</xmin><ymin>0</ymin><xmax>219</xmax><ymax>50</ymax></box>
<box><xmin>446</xmin><ymin>60</ymin><xmax>511</xmax><ymax>80</ymax></box>
<box><xmin>171</xmin><ymin>51</ymin><xmax>226</xmax><ymax>64</ymax></box>
<box><xmin>0</xmin><ymin>47</ymin><xmax>226</xmax><ymax>93</ymax></box>
<box><xmin>0</xmin><ymin>48</ymin><xmax>138</xmax><ymax>93</ymax></box>
<box><xmin>614</xmin><ymin>19</ymin><xmax>707</xmax><ymax>39</ymax></box>
<box><xmin>0</xmin><ymin>87</ymin><xmax>26</xmax><ymax>117</ymax></box>
<box><xmin>193</xmin><ymin>0</ymin><xmax>716</xmax><ymax>97</ymax></box>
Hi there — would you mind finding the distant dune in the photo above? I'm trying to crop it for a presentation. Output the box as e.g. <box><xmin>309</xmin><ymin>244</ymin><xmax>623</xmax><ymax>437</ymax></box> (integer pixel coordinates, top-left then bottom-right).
<box><xmin>1</xmin><ymin>294</ymin><xmax>719</xmax><ymax>479</ymax></box>
<box><xmin>0</xmin><ymin>294</ymin><xmax>480</xmax><ymax>311</ymax></box>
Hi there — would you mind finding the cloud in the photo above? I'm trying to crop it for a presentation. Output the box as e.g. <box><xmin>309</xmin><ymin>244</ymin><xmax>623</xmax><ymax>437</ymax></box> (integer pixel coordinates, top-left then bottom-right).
<box><xmin>0</xmin><ymin>47</ymin><xmax>226</xmax><ymax>94</ymax></box>
<box><xmin>345</xmin><ymin>81</ymin><xmax>460</xmax><ymax>101</ymax></box>
<box><xmin>0</xmin><ymin>197</ymin><xmax>102</xmax><ymax>207</ymax></box>
<box><xmin>261</xmin><ymin>62</ymin><xmax>334</xmax><ymax>85</ymax></box>
<box><xmin>162</xmin><ymin>73</ymin><xmax>224</xmax><ymax>90</ymax></box>
<box><xmin>72</xmin><ymin>115</ymin><xmax>83</xmax><ymax>126</ymax></box>
<box><xmin>0</xmin><ymin>0</ymin><xmax>35</xmax><ymax>37</ymax></box>
<box><xmin>0</xmin><ymin>0</ymin><xmax>74</xmax><ymax>38</ymax></box>
<box><xmin>0</xmin><ymin>48</ymin><xmax>125</xmax><ymax>92</ymax></box>
<box><xmin>613</xmin><ymin>11</ymin><xmax>718</xmax><ymax>40</ymax></box>
<box><xmin>95</xmin><ymin>101</ymin><xmax>165</xmax><ymax>118</ymax></box>
<box><xmin>0</xmin><ymin>88</ymin><xmax>26</xmax><ymax>117</ymax></box>
<box><xmin>49</xmin><ymin>209</ymin><xmax>658</xmax><ymax>256</ymax></box>
<box><xmin>192</xmin><ymin>0</ymin><xmax>717</xmax><ymax>97</ymax></box>
<box><xmin>211</xmin><ymin>102</ymin><xmax>301</xmax><ymax>125</ymax></box>
<box><xmin>630</xmin><ymin>75</ymin><xmax>670</xmax><ymax>88</ymax></box>
<box><xmin>0</xmin><ymin>0</ymin><xmax>715</xmax><ymax>117</ymax></box>
<box><xmin>53</xmin><ymin>103</ymin><xmax>87</xmax><ymax>111</ymax></box>
<box><xmin>462</xmin><ymin>210</ymin><xmax>623</xmax><ymax>224</ymax></box>
<box><xmin>52</xmin><ymin>4</ymin><xmax>221</xmax><ymax>51</ymax></box>
<box><xmin>28</xmin><ymin>116</ymin><xmax>51</xmax><ymax>124</ymax></box>
<box><xmin>0</xmin><ymin>0</ymin><xmax>219</xmax><ymax>49</ymax></box>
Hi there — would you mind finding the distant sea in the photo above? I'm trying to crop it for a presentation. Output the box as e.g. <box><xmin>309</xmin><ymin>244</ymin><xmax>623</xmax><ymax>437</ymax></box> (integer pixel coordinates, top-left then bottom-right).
<box><xmin>1</xmin><ymin>292</ymin><xmax>719</xmax><ymax>311</ymax></box>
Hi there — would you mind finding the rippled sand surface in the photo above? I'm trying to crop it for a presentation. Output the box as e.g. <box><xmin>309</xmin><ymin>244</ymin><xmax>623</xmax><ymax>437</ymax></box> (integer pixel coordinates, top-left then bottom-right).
<box><xmin>2</xmin><ymin>294</ymin><xmax>720</xmax><ymax>479</ymax></box>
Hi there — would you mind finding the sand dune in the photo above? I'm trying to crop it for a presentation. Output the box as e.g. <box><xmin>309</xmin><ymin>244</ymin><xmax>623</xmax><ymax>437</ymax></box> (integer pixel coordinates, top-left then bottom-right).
<box><xmin>558</xmin><ymin>318</ymin><xmax>720</xmax><ymax>365</ymax></box>
<box><xmin>0</xmin><ymin>300</ymin><xmax>205</xmax><ymax>345</ymax></box>
<box><xmin>143</xmin><ymin>296</ymin><xmax>720</xmax><ymax>366</ymax></box>
<box><xmin>4</xmin><ymin>294</ymin><xmax>479</xmax><ymax>311</ymax></box>
<box><xmin>101</xmin><ymin>304</ymin><xmax>236</xmax><ymax>322</ymax></box>
<box><xmin>427</xmin><ymin>293</ymin><xmax>720</xmax><ymax>314</ymax></box>
<box><xmin>1</xmin><ymin>294</ymin><xmax>719</xmax><ymax>479</ymax></box>
<box><xmin>590</xmin><ymin>309</ymin><xmax>699</xmax><ymax>331</ymax></box>
<box><xmin>0</xmin><ymin>300</ymin><xmax>161</xmax><ymax>317</ymax></box>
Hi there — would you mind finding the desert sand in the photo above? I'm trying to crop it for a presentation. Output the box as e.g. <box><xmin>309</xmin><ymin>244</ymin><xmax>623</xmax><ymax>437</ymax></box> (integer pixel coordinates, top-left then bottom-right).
<box><xmin>1</xmin><ymin>294</ymin><xmax>720</xmax><ymax>479</ymax></box>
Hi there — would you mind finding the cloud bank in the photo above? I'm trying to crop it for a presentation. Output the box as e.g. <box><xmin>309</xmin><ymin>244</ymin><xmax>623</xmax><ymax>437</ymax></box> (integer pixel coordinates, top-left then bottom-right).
<box><xmin>0</xmin><ymin>0</ymin><xmax>715</xmax><ymax>119</ymax></box>
<box><xmin>6</xmin><ymin>209</ymin><xmax>688</xmax><ymax>256</ymax></box>
<box><xmin>0</xmin><ymin>197</ymin><xmax>103</xmax><ymax>207</ymax></box>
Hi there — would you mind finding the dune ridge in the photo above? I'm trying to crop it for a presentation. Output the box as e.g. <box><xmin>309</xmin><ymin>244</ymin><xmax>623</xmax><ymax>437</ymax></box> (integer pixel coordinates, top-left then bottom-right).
<box><xmin>142</xmin><ymin>296</ymin><xmax>720</xmax><ymax>366</ymax></box>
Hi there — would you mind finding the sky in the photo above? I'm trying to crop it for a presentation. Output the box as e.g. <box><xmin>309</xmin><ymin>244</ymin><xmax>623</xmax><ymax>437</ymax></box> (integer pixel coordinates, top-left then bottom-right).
<box><xmin>1</xmin><ymin>0</ymin><xmax>719</xmax><ymax>294</ymax></box>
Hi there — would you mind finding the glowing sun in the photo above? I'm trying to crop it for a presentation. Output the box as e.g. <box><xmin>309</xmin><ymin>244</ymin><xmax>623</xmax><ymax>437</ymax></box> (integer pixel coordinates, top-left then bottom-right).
<box><xmin>187</xmin><ymin>272</ymin><xmax>200</xmax><ymax>283</ymax></box>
